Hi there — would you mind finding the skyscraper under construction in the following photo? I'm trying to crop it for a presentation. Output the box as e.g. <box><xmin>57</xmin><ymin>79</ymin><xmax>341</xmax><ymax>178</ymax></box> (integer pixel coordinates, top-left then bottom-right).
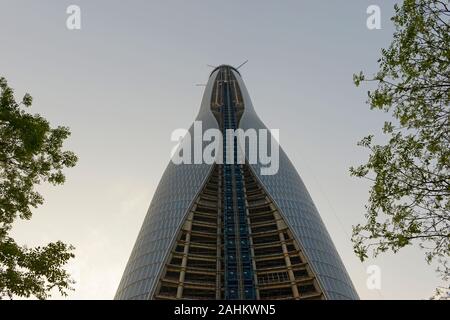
<box><xmin>115</xmin><ymin>65</ymin><xmax>359</xmax><ymax>300</ymax></box>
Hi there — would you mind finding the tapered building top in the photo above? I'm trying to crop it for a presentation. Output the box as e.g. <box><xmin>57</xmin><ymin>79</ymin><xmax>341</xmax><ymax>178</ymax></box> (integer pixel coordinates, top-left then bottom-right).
<box><xmin>115</xmin><ymin>65</ymin><xmax>359</xmax><ymax>300</ymax></box>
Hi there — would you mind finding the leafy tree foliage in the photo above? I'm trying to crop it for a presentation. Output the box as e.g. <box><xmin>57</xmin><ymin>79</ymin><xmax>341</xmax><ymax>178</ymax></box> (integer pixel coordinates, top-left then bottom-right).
<box><xmin>351</xmin><ymin>0</ymin><xmax>449</xmax><ymax>279</ymax></box>
<box><xmin>0</xmin><ymin>76</ymin><xmax>78</xmax><ymax>299</ymax></box>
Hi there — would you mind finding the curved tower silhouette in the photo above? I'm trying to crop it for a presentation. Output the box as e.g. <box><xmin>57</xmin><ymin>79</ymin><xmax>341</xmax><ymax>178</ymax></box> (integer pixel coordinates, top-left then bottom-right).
<box><xmin>115</xmin><ymin>65</ymin><xmax>359</xmax><ymax>300</ymax></box>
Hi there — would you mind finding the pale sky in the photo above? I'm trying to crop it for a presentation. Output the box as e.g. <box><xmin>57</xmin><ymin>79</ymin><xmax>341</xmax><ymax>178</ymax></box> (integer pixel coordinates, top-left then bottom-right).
<box><xmin>1</xmin><ymin>0</ymin><xmax>445</xmax><ymax>299</ymax></box>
